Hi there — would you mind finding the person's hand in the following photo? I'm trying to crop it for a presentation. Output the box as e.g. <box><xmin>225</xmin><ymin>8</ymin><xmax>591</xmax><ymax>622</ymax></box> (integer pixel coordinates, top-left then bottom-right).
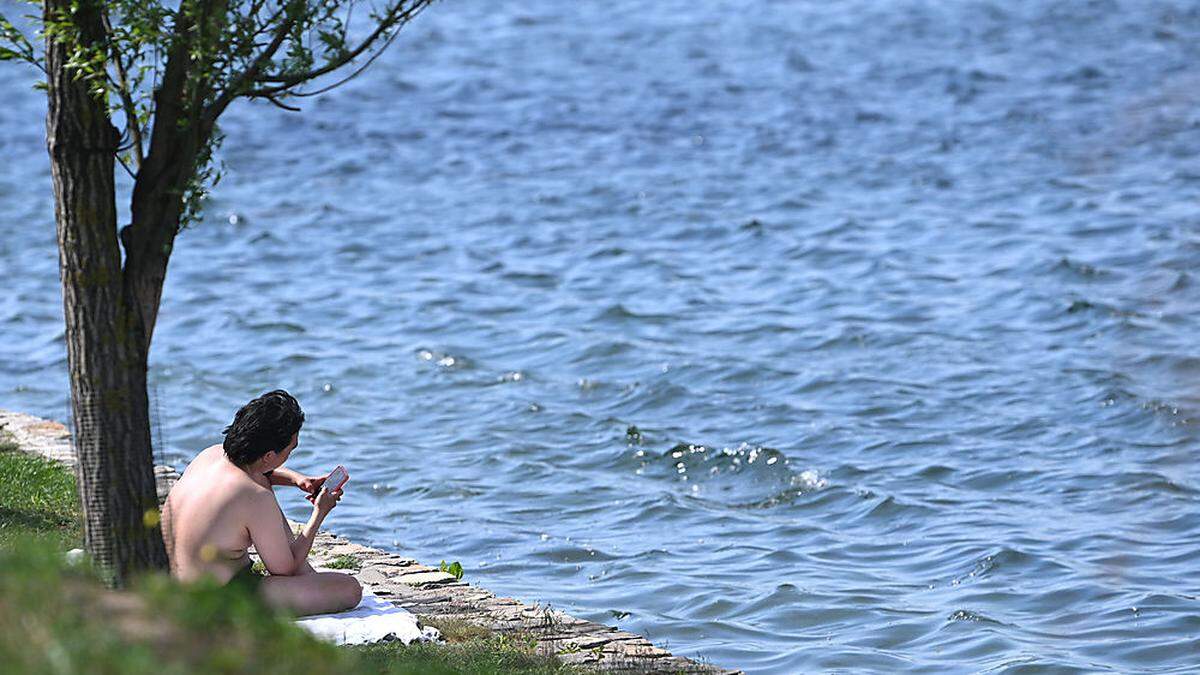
<box><xmin>300</xmin><ymin>473</ymin><xmax>328</xmax><ymax>504</ymax></box>
<box><xmin>313</xmin><ymin>486</ymin><xmax>342</xmax><ymax>514</ymax></box>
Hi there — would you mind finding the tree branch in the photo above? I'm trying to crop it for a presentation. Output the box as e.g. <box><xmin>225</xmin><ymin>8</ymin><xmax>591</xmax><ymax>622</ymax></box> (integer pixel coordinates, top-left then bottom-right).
<box><xmin>0</xmin><ymin>11</ymin><xmax>46</xmax><ymax>73</ymax></box>
<box><xmin>100</xmin><ymin>9</ymin><xmax>144</xmax><ymax>169</ymax></box>
<box><xmin>123</xmin><ymin>0</ymin><xmax>229</xmax><ymax>346</ymax></box>
<box><xmin>246</xmin><ymin>0</ymin><xmax>430</xmax><ymax>98</ymax></box>
<box><xmin>265</xmin><ymin>93</ymin><xmax>300</xmax><ymax>111</ymax></box>
<box><xmin>184</xmin><ymin>0</ymin><xmax>230</xmax><ymax>123</ymax></box>
<box><xmin>203</xmin><ymin>0</ymin><xmax>296</xmax><ymax>122</ymax></box>
<box><xmin>117</xmin><ymin>153</ymin><xmax>137</xmax><ymax>179</ymax></box>
<box><xmin>120</xmin><ymin>2</ymin><xmax>199</xmax><ymax>289</ymax></box>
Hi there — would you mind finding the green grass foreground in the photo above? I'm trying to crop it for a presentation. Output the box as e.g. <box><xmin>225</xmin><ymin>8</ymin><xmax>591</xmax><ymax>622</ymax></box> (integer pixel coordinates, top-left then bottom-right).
<box><xmin>0</xmin><ymin>437</ymin><xmax>573</xmax><ymax>674</ymax></box>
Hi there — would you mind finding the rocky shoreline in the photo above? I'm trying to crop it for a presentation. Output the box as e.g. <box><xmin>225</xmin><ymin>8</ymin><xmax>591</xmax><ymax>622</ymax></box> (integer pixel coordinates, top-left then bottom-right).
<box><xmin>0</xmin><ymin>409</ymin><xmax>737</xmax><ymax>674</ymax></box>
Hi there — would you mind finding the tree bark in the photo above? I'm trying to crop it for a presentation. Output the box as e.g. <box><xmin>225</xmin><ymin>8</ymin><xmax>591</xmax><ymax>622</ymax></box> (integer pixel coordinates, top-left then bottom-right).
<box><xmin>45</xmin><ymin>0</ymin><xmax>169</xmax><ymax>585</ymax></box>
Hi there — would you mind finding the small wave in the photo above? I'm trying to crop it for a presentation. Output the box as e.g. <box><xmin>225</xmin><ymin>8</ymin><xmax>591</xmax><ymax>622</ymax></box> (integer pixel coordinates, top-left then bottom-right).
<box><xmin>785</xmin><ymin>51</ymin><xmax>815</xmax><ymax>73</ymax></box>
<box><xmin>245</xmin><ymin>320</ymin><xmax>307</xmax><ymax>334</ymax></box>
<box><xmin>500</xmin><ymin>270</ymin><xmax>559</xmax><ymax>289</ymax></box>
<box><xmin>415</xmin><ymin>348</ymin><xmax>473</xmax><ymax>370</ymax></box>
<box><xmin>496</xmin><ymin>371</ymin><xmax>527</xmax><ymax>384</ymax></box>
<box><xmin>946</xmin><ymin>609</ymin><xmax>1002</xmax><ymax>625</ymax></box>
<box><xmin>948</xmin><ymin>548</ymin><xmax>1033</xmax><ymax>587</ymax></box>
<box><xmin>594</xmin><ymin>303</ymin><xmax>673</xmax><ymax>324</ymax></box>
<box><xmin>857</xmin><ymin>495</ymin><xmax>936</xmax><ymax>523</ymax></box>
<box><xmin>1140</xmin><ymin>398</ymin><xmax>1195</xmax><ymax>426</ymax></box>
<box><xmin>643</xmin><ymin>441</ymin><xmax>827</xmax><ymax>508</ymax></box>
<box><xmin>1063</xmin><ymin>298</ymin><xmax>1143</xmax><ymax>318</ymax></box>
<box><xmin>1049</xmin><ymin>64</ymin><xmax>1108</xmax><ymax>85</ymax></box>
<box><xmin>1052</xmin><ymin>256</ymin><xmax>1110</xmax><ymax>278</ymax></box>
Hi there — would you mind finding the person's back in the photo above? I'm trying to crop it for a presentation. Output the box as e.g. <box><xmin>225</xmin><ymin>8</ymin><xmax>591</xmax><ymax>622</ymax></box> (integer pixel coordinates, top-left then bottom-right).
<box><xmin>161</xmin><ymin>390</ymin><xmax>361</xmax><ymax>615</ymax></box>
<box><xmin>164</xmin><ymin>445</ymin><xmax>267</xmax><ymax>583</ymax></box>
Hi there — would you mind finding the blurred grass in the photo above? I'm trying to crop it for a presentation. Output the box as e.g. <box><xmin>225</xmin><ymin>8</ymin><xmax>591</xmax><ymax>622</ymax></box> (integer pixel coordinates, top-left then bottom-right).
<box><xmin>0</xmin><ymin>544</ymin><xmax>364</xmax><ymax>674</ymax></box>
<box><xmin>0</xmin><ymin>433</ymin><xmax>574</xmax><ymax>674</ymax></box>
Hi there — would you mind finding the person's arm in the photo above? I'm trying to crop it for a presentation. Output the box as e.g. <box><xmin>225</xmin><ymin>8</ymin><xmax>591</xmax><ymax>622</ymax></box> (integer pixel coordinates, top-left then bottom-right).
<box><xmin>266</xmin><ymin>467</ymin><xmax>329</xmax><ymax>502</ymax></box>
<box><xmin>266</xmin><ymin>466</ymin><xmax>303</xmax><ymax>488</ymax></box>
<box><xmin>292</xmin><ymin>487</ymin><xmax>343</xmax><ymax>560</ymax></box>
<box><xmin>247</xmin><ymin>487</ymin><xmax>341</xmax><ymax>575</ymax></box>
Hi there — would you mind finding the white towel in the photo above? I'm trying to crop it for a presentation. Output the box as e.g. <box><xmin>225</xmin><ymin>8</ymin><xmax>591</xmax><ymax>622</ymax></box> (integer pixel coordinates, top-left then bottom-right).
<box><xmin>296</xmin><ymin>585</ymin><xmax>441</xmax><ymax>646</ymax></box>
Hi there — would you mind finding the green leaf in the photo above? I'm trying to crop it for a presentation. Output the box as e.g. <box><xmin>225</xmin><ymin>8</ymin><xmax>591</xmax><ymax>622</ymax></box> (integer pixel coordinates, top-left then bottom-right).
<box><xmin>439</xmin><ymin>560</ymin><xmax>464</xmax><ymax>580</ymax></box>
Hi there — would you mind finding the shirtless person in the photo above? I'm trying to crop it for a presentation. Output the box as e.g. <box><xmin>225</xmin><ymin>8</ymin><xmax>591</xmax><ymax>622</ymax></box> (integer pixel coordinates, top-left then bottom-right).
<box><xmin>162</xmin><ymin>390</ymin><xmax>362</xmax><ymax>615</ymax></box>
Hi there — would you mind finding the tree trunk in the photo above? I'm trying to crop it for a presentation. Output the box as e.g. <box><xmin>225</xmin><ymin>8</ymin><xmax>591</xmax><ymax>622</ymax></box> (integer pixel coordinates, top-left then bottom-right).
<box><xmin>45</xmin><ymin>0</ymin><xmax>169</xmax><ymax>586</ymax></box>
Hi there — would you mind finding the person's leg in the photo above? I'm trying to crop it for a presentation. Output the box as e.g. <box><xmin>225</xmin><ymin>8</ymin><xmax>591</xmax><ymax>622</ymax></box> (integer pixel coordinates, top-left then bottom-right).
<box><xmin>259</xmin><ymin>570</ymin><xmax>362</xmax><ymax>616</ymax></box>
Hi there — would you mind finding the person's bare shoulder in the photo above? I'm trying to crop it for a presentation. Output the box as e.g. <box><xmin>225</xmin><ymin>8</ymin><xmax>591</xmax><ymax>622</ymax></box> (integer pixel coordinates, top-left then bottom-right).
<box><xmin>239</xmin><ymin>480</ymin><xmax>290</xmax><ymax>543</ymax></box>
<box><xmin>234</xmin><ymin>475</ymin><xmax>280</xmax><ymax>515</ymax></box>
<box><xmin>178</xmin><ymin>445</ymin><xmax>223</xmax><ymax>477</ymax></box>
<box><xmin>196</xmin><ymin>444</ymin><xmax>224</xmax><ymax>464</ymax></box>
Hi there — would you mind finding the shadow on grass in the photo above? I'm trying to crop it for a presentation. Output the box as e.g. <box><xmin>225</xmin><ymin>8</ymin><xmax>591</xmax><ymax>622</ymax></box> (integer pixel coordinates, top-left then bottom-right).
<box><xmin>0</xmin><ymin>505</ymin><xmax>75</xmax><ymax>531</ymax></box>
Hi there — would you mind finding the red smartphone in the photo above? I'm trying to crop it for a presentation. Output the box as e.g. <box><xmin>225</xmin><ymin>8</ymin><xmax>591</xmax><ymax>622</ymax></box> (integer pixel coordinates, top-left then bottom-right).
<box><xmin>326</xmin><ymin>465</ymin><xmax>350</xmax><ymax>492</ymax></box>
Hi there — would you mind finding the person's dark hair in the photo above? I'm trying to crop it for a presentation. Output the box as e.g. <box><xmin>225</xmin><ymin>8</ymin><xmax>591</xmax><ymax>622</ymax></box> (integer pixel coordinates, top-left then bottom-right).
<box><xmin>222</xmin><ymin>390</ymin><xmax>305</xmax><ymax>467</ymax></box>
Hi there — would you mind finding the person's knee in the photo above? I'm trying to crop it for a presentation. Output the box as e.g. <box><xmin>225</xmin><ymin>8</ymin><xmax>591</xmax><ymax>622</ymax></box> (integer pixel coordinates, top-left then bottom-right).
<box><xmin>337</xmin><ymin>573</ymin><xmax>362</xmax><ymax>609</ymax></box>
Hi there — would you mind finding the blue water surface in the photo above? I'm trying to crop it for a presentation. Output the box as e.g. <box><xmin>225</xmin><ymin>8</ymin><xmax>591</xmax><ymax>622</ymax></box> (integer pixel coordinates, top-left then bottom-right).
<box><xmin>3</xmin><ymin>1</ymin><xmax>1200</xmax><ymax>672</ymax></box>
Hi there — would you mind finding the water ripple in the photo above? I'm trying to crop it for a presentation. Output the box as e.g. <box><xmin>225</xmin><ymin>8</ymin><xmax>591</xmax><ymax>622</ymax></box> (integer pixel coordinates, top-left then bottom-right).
<box><xmin>4</xmin><ymin>0</ymin><xmax>1200</xmax><ymax>672</ymax></box>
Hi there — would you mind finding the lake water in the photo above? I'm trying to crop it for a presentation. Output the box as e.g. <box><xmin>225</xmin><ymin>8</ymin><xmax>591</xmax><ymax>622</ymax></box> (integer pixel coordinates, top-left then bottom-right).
<box><xmin>4</xmin><ymin>1</ymin><xmax>1200</xmax><ymax>671</ymax></box>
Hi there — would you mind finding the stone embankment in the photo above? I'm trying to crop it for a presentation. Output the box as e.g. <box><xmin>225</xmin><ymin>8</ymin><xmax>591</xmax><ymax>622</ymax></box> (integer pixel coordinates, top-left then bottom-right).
<box><xmin>0</xmin><ymin>409</ymin><xmax>738</xmax><ymax>674</ymax></box>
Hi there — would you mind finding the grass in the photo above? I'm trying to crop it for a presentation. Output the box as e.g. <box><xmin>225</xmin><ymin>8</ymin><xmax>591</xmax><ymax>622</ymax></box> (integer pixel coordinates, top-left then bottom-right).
<box><xmin>0</xmin><ymin>438</ymin><xmax>576</xmax><ymax>674</ymax></box>
<box><xmin>0</xmin><ymin>544</ymin><xmax>366</xmax><ymax>674</ymax></box>
<box><xmin>0</xmin><ymin>433</ymin><xmax>82</xmax><ymax>549</ymax></box>
<box><xmin>355</xmin><ymin>632</ymin><xmax>573</xmax><ymax>675</ymax></box>
<box><xmin>425</xmin><ymin>617</ymin><xmax>494</xmax><ymax>643</ymax></box>
<box><xmin>355</xmin><ymin>618</ymin><xmax>574</xmax><ymax>675</ymax></box>
<box><xmin>325</xmin><ymin>553</ymin><xmax>363</xmax><ymax>570</ymax></box>
<box><xmin>0</xmin><ymin>544</ymin><xmax>573</xmax><ymax>674</ymax></box>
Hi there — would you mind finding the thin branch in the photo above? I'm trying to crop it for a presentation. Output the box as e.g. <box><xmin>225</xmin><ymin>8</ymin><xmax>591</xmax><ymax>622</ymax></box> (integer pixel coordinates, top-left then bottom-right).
<box><xmin>344</xmin><ymin>0</ymin><xmax>357</xmax><ymax>35</ymax></box>
<box><xmin>117</xmin><ymin>154</ymin><xmax>137</xmax><ymax>180</ymax></box>
<box><xmin>185</xmin><ymin>0</ymin><xmax>229</xmax><ymax>120</ymax></box>
<box><xmin>264</xmin><ymin>93</ymin><xmax>300</xmax><ymax>111</ymax></box>
<box><xmin>270</xmin><ymin>13</ymin><xmax>402</xmax><ymax>99</ymax></box>
<box><xmin>245</xmin><ymin>0</ymin><xmax>283</xmax><ymax>43</ymax></box>
<box><xmin>247</xmin><ymin>0</ymin><xmax>430</xmax><ymax>97</ymax></box>
<box><xmin>125</xmin><ymin>2</ymin><xmax>200</xmax><ymax>250</ymax></box>
<box><xmin>0</xmin><ymin>11</ymin><xmax>46</xmax><ymax>73</ymax></box>
<box><xmin>100</xmin><ymin>9</ymin><xmax>145</xmax><ymax>169</ymax></box>
<box><xmin>202</xmin><ymin>0</ymin><xmax>295</xmax><ymax>122</ymax></box>
<box><xmin>246</xmin><ymin>0</ymin><xmax>271</xmax><ymax>26</ymax></box>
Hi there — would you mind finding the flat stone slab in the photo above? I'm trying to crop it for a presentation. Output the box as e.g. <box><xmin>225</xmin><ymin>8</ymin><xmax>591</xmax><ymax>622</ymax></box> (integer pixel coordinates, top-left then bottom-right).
<box><xmin>1</xmin><ymin>410</ymin><xmax>76</xmax><ymax>466</ymax></box>
<box><xmin>1</xmin><ymin>408</ymin><xmax>740</xmax><ymax>674</ymax></box>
